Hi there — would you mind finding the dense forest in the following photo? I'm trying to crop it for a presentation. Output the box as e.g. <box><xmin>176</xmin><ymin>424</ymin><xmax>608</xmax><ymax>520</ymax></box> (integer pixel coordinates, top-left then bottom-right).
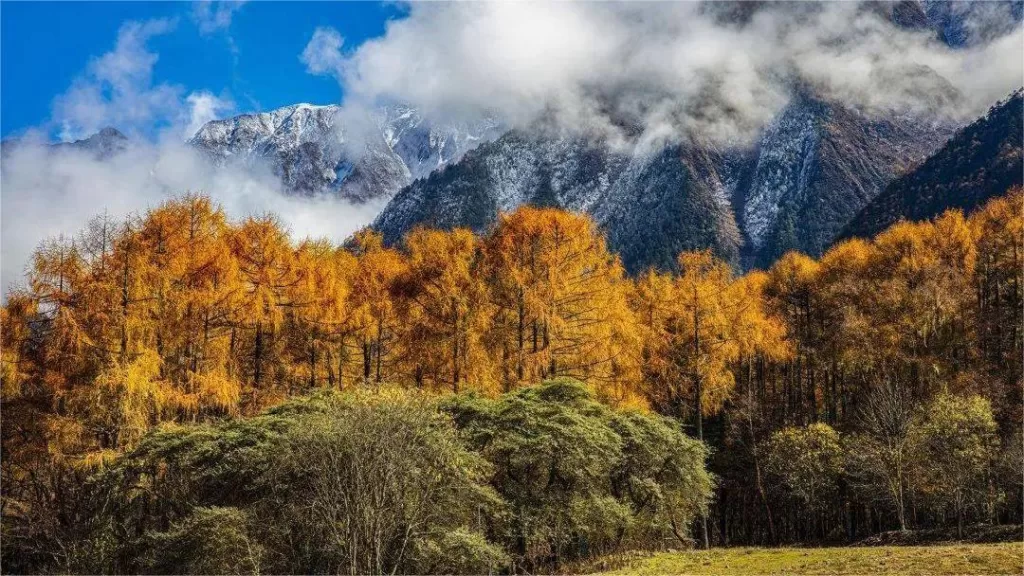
<box><xmin>2</xmin><ymin>188</ymin><xmax>1021</xmax><ymax>573</ymax></box>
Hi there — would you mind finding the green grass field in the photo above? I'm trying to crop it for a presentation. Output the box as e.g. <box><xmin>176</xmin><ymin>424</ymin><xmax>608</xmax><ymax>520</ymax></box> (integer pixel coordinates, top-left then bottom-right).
<box><xmin>600</xmin><ymin>543</ymin><xmax>1023</xmax><ymax>575</ymax></box>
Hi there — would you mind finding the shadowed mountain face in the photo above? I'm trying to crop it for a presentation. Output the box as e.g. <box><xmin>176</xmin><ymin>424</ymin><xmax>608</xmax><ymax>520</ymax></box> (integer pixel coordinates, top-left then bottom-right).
<box><xmin>840</xmin><ymin>91</ymin><xmax>1023</xmax><ymax>242</ymax></box>
<box><xmin>374</xmin><ymin>94</ymin><xmax>952</xmax><ymax>273</ymax></box>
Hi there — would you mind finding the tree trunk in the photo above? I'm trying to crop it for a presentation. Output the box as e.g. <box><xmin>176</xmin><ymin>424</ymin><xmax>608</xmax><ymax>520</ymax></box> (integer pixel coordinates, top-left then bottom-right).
<box><xmin>517</xmin><ymin>289</ymin><xmax>525</xmax><ymax>382</ymax></box>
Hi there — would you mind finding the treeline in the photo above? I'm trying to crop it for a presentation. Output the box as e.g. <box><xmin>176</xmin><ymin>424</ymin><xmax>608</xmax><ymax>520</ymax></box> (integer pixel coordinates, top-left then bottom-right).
<box><xmin>2</xmin><ymin>188</ymin><xmax>1021</xmax><ymax>568</ymax></box>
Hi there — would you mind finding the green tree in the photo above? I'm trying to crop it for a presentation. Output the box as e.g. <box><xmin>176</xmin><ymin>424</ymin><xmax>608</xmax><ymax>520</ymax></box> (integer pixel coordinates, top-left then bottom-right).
<box><xmin>766</xmin><ymin>423</ymin><xmax>844</xmax><ymax>508</ymax></box>
<box><xmin>144</xmin><ymin>507</ymin><xmax>262</xmax><ymax>575</ymax></box>
<box><xmin>442</xmin><ymin>378</ymin><xmax>712</xmax><ymax>570</ymax></box>
<box><xmin>914</xmin><ymin>392</ymin><xmax>999</xmax><ymax>537</ymax></box>
<box><xmin>766</xmin><ymin>423</ymin><xmax>845</xmax><ymax>539</ymax></box>
<box><xmin>74</xmin><ymin>388</ymin><xmax>505</xmax><ymax>575</ymax></box>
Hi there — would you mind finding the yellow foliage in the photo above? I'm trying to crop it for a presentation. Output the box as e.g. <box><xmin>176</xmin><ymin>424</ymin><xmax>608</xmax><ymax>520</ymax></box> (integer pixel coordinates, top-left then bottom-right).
<box><xmin>2</xmin><ymin>188</ymin><xmax>1021</xmax><ymax>467</ymax></box>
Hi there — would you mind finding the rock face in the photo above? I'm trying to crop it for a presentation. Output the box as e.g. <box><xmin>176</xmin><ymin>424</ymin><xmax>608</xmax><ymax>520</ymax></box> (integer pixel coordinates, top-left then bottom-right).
<box><xmin>840</xmin><ymin>91</ymin><xmax>1023</xmax><ymax>242</ymax></box>
<box><xmin>373</xmin><ymin>131</ymin><xmax>630</xmax><ymax>248</ymax></box>
<box><xmin>374</xmin><ymin>94</ymin><xmax>952</xmax><ymax>273</ymax></box>
<box><xmin>735</xmin><ymin>95</ymin><xmax>951</xmax><ymax>268</ymax></box>
<box><xmin>374</xmin><ymin>130</ymin><xmax>744</xmax><ymax>274</ymax></box>
<box><xmin>188</xmin><ymin>103</ymin><xmax>502</xmax><ymax>201</ymax></box>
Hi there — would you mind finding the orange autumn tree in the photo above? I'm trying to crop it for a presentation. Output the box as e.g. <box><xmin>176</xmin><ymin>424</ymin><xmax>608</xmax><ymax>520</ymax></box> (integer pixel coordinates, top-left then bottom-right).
<box><xmin>229</xmin><ymin>214</ymin><xmax>297</xmax><ymax>410</ymax></box>
<box><xmin>136</xmin><ymin>197</ymin><xmax>240</xmax><ymax>414</ymax></box>
<box><xmin>396</xmin><ymin>228</ymin><xmax>494</xmax><ymax>392</ymax></box>
<box><xmin>637</xmin><ymin>251</ymin><xmax>747</xmax><ymax>437</ymax></box>
<box><xmin>859</xmin><ymin>213</ymin><xmax>976</xmax><ymax>400</ymax></box>
<box><xmin>972</xmin><ymin>188</ymin><xmax>1024</xmax><ymax>424</ymax></box>
<box><xmin>483</xmin><ymin>207</ymin><xmax>642</xmax><ymax>403</ymax></box>
<box><xmin>27</xmin><ymin>236</ymin><xmax>119</xmax><ymax>463</ymax></box>
<box><xmin>763</xmin><ymin>251</ymin><xmax>824</xmax><ymax>423</ymax></box>
<box><xmin>285</xmin><ymin>239</ymin><xmax>356</xmax><ymax>391</ymax></box>
<box><xmin>346</xmin><ymin>230</ymin><xmax>407</xmax><ymax>386</ymax></box>
<box><xmin>813</xmin><ymin>237</ymin><xmax>873</xmax><ymax>423</ymax></box>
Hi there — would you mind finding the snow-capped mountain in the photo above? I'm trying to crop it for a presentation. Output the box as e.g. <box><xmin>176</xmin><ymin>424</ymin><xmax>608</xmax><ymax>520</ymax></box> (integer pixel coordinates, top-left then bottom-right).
<box><xmin>2</xmin><ymin>126</ymin><xmax>129</xmax><ymax>160</ymax></box>
<box><xmin>189</xmin><ymin>103</ymin><xmax>502</xmax><ymax>201</ymax></box>
<box><xmin>373</xmin><ymin>93</ymin><xmax>952</xmax><ymax>273</ymax></box>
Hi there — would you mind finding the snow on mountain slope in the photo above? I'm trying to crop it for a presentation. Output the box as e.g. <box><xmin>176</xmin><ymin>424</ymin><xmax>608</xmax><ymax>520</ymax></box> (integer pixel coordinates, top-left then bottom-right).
<box><xmin>737</xmin><ymin>95</ymin><xmax>953</xmax><ymax>267</ymax></box>
<box><xmin>742</xmin><ymin>102</ymin><xmax>821</xmax><ymax>251</ymax></box>
<box><xmin>189</xmin><ymin>103</ymin><xmax>502</xmax><ymax>201</ymax></box>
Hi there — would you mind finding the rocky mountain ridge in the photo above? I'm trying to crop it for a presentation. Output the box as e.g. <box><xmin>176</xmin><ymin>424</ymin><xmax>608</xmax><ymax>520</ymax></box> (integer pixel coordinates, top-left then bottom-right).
<box><xmin>188</xmin><ymin>103</ymin><xmax>502</xmax><ymax>201</ymax></box>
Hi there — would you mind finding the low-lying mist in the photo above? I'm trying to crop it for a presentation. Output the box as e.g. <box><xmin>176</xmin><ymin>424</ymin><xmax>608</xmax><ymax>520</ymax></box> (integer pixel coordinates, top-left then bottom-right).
<box><xmin>0</xmin><ymin>138</ymin><xmax>384</xmax><ymax>295</ymax></box>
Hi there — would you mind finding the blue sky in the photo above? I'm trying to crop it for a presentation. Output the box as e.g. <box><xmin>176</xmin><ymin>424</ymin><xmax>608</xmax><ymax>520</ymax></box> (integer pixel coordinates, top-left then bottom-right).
<box><xmin>1</xmin><ymin>1</ymin><xmax>407</xmax><ymax>139</ymax></box>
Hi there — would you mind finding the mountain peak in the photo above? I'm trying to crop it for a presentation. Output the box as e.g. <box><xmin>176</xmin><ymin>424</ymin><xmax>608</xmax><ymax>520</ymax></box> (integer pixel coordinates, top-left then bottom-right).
<box><xmin>188</xmin><ymin>103</ymin><xmax>504</xmax><ymax>200</ymax></box>
<box><xmin>93</xmin><ymin>126</ymin><xmax>127</xmax><ymax>140</ymax></box>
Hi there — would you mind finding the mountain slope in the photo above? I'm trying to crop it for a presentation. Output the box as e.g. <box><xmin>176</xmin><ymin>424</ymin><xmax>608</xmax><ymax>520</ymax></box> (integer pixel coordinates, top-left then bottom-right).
<box><xmin>738</xmin><ymin>94</ymin><xmax>951</xmax><ymax>267</ymax></box>
<box><xmin>593</xmin><ymin>145</ymin><xmax>741</xmax><ymax>272</ymax></box>
<box><xmin>1</xmin><ymin>127</ymin><xmax>129</xmax><ymax>160</ymax></box>
<box><xmin>189</xmin><ymin>104</ymin><xmax>501</xmax><ymax>201</ymax></box>
<box><xmin>374</xmin><ymin>131</ymin><xmax>633</xmax><ymax>247</ymax></box>
<box><xmin>841</xmin><ymin>91</ymin><xmax>1023</xmax><ymax>241</ymax></box>
<box><xmin>374</xmin><ymin>94</ymin><xmax>951</xmax><ymax>273</ymax></box>
<box><xmin>374</xmin><ymin>130</ymin><xmax>742</xmax><ymax>274</ymax></box>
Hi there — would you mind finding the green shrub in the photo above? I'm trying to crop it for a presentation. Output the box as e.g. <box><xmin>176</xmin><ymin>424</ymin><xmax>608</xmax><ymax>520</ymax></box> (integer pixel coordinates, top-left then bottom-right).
<box><xmin>66</xmin><ymin>381</ymin><xmax>711</xmax><ymax>574</ymax></box>
<box><xmin>145</xmin><ymin>507</ymin><xmax>262</xmax><ymax>575</ymax></box>
<box><xmin>443</xmin><ymin>378</ymin><xmax>713</xmax><ymax>570</ymax></box>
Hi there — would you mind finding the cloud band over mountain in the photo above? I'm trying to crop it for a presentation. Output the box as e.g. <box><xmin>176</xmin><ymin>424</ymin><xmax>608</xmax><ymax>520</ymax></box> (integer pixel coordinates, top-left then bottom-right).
<box><xmin>314</xmin><ymin>2</ymin><xmax>1022</xmax><ymax>147</ymax></box>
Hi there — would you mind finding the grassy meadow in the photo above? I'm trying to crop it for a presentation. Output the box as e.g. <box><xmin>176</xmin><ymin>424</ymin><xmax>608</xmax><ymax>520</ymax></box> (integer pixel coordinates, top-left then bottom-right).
<box><xmin>599</xmin><ymin>543</ymin><xmax>1024</xmax><ymax>575</ymax></box>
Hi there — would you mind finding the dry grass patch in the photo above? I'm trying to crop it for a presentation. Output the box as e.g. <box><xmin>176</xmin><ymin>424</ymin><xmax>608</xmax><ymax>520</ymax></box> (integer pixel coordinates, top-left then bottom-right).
<box><xmin>599</xmin><ymin>542</ymin><xmax>1023</xmax><ymax>575</ymax></box>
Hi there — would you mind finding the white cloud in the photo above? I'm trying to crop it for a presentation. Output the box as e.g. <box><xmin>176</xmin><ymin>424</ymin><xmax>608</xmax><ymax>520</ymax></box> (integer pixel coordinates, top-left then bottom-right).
<box><xmin>0</xmin><ymin>139</ymin><xmax>384</xmax><ymax>295</ymax></box>
<box><xmin>327</xmin><ymin>2</ymin><xmax>1023</xmax><ymax>147</ymax></box>
<box><xmin>183</xmin><ymin>91</ymin><xmax>235</xmax><ymax>139</ymax></box>
<box><xmin>192</xmin><ymin>0</ymin><xmax>248</xmax><ymax>36</ymax></box>
<box><xmin>46</xmin><ymin>17</ymin><xmax>239</xmax><ymax>142</ymax></box>
<box><xmin>51</xmin><ymin>19</ymin><xmax>185</xmax><ymax>141</ymax></box>
<box><xmin>301</xmin><ymin>26</ymin><xmax>346</xmax><ymax>80</ymax></box>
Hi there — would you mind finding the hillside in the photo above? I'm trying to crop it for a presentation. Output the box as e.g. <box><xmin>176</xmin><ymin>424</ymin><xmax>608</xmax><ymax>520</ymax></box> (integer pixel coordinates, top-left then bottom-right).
<box><xmin>841</xmin><ymin>90</ymin><xmax>1023</xmax><ymax>241</ymax></box>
